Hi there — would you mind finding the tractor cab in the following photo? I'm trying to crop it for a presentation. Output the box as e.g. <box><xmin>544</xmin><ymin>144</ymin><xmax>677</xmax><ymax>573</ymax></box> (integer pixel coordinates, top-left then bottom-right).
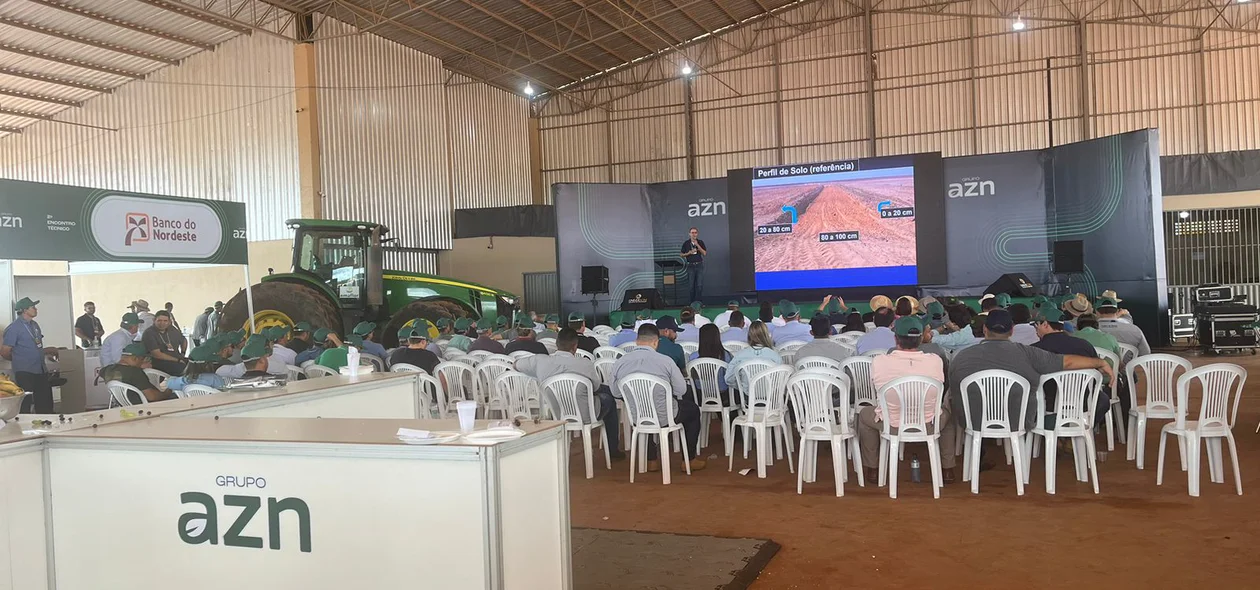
<box><xmin>289</xmin><ymin>220</ymin><xmax>384</xmax><ymax>315</ymax></box>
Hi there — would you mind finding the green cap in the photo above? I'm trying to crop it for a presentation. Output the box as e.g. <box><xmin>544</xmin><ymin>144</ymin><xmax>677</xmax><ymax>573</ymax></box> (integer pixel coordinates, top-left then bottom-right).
<box><xmin>121</xmin><ymin>342</ymin><xmax>148</xmax><ymax>357</ymax></box>
<box><xmin>513</xmin><ymin>314</ymin><xmax>533</xmax><ymax>328</ymax></box>
<box><xmin>893</xmin><ymin>316</ymin><xmax>925</xmax><ymax>337</ymax></box>
<box><xmin>223</xmin><ymin>330</ymin><xmax>246</xmax><ymax>346</ymax></box>
<box><xmin>291</xmin><ymin>321</ymin><xmax>312</xmax><ymax>333</ymax></box>
<box><xmin>1096</xmin><ymin>297</ymin><xmax>1119</xmax><ymax>309</ymax></box>
<box><xmin>120</xmin><ymin>312</ymin><xmax>141</xmax><ymax>326</ymax></box>
<box><xmin>214</xmin><ymin>301</ymin><xmax>224</xmax><ymax>307</ymax></box>
<box><xmin>454</xmin><ymin>317</ymin><xmax>472</xmax><ymax>331</ymax></box>
<box><xmin>619</xmin><ymin>316</ymin><xmax>635</xmax><ymax>328</ymax></box>
<box><xmin>476</xmin><ymin>316</ymin><xmax>494</xmax><ymax>331</ymax></box>
<box><xmin>352</xmin><ymin>321</ymin><xmax>376</xmax><ymax>336</ymax></box>
<box><xmin>240</xmin><ymin>335</ymin><xmax>271</xmax><ymax>361</ymax></box>
<box><xmin>1031</xmin><ymin>295</ymin><xmax>1049</xmax><ymax>307</ymax></box>
<box><xmin>346</xmin><ymin>334</ymin><xmax>364</xmax><ymax>348</ymax></box>
<box><xmin>188</xmin><ymin>342</ymin><xmax>222</xmax><ymax>363</ymax></box>
<box><xmin>926</xmin><ymin>301</ymin><xmax>945</xmax><ymax>319</ymax></box>
<box><xmin>994</xmin><ymin>293</ymin><xmax>1012</xmax><ymax>308</ymax></box>
<box><xmin>690</xmin><ymin>301</ymin><xmax>702</xmax><ymax>311</ymax></box>
<box><xmin>264</xmin><ymin>326</ymin><xmax>289</xmax><ymax>342</ymax></box>
<box><xmin>495</xmin><ymin>315</ymin><xmax>508</xmax><ymax>328</ymax></box>
<box><xmin>567</xmin><ymin>312</ymin><xmax>584</xmax><ymax>323</ymax></box>
<box><xmin>13</xmin><ymin>297</ymin><xmax>38</xmax><ymax>312</ymax></box>
<box><xmin>727</xmin><ymin>299</ymin><xmax>739</xmax><ymax>307</ymax></box>
<box><xmin>402</xmin><ymin>323</ymin><xmax>430</xmax><ymax>341</ymax></box>
<box><xmin>203</xmin><ymin>307</ymin><xmax>214</xmax><ymax>313</ymax></box>
<box><xmin>314</xmin><ymin>328</ymin><xmax>333</xmax><ymax>342</ymax></box>
<box><xmin>545</xmin><ymin>314</ymin><xmax>559</xmax><ymax>324</ymax></box>
<box><xmin>435</xmin><ymin>318</ymin><xmax>451</xmax><ymax>329</ymax></box>
<box><xmin>1035</xmin><ymin>307</ymin><xmax>1064</xmax><ymax>322</ymax></box>
<box><xmin>781</xmin><ymin>301</ymin><xmax>800</xmax><ymax>317</ymax></box>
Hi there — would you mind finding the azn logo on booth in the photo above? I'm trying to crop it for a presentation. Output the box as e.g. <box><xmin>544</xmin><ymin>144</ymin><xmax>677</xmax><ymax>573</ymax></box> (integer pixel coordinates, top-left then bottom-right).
<box><xmin>125</xmin><ymin>213</ymin><xmax>150</xmax><ymax>245</ymax></box>
<box><xmin>178</xmin><ymin>492</ymin><xmax>313</xmax><ymax>553</ymax></box>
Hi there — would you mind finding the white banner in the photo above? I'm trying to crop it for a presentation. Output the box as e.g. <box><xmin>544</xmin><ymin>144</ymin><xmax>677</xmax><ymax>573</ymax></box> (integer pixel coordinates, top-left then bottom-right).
<box><xmin>88</xmin><ymin>194</ymin><xmax>224</xmax><ymax>260</ymax></box>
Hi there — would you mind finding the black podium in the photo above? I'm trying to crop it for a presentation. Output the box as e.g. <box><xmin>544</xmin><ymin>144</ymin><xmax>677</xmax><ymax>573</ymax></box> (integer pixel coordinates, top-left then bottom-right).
<box><xmin>655</xmin><ymin>259</ymin><xmax>685</xmax><ymax>307</ymax></box>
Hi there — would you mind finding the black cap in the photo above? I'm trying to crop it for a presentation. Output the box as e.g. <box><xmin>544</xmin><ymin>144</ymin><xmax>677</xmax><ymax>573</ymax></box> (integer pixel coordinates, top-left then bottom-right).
<box><xmin>985</xmin><ymin>309</ymin><xmax>1014</xmax><ymax>334</ymax></box>
<box><xmin>809</xmin><ymin>315</ymin><xmax>830</xmax><ymax>336</ymax></box>
<box><xmin>655</xmin><ymin>315</ymin><xmax>683</xmax><ymax>331</ymax></box>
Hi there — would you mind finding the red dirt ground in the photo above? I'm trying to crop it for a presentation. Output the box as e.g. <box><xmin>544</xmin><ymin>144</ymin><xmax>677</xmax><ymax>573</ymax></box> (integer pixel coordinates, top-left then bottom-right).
<box><xmin>567</xmin><ymin>348</ymin><xmax>1260</xmax><ymax>588</ymax></box>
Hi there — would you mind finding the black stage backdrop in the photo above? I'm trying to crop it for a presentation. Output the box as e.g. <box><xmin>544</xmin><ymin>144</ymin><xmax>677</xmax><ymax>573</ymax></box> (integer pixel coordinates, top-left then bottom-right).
<box><xmin>554</xmin><ymin>129</ymin><xmax>1167</xmax><ymax>342</ymax></box>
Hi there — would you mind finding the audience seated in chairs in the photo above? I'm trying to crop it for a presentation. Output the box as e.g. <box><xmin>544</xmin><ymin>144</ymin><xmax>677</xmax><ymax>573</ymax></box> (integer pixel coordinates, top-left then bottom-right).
<box><xmin>468</xmin><ymin>317</ymin><xmax>507</xmax><ymax>355</ymax></box>
<box><xmin>165</xmin><ymin>340</ymin><xmax>228</xmax><ymax>392</ymax></box>
<box><xmin>856</xmin><ymin>308</ymin><xmax>896</xmax><ymax>355</ymax></box>
<box><xmin>608</xmin><ymin>317</ymin><xmax>638</xmax><ymax>348</ymax></box>
<box><xmin>722</xmin><ymin>311</ymin><xmax>749</xmax><ymax>343</ymax></box>
<box><xmin>652</xmin><ymin>316</ymin><xmax>688</xmax><ymax>372</ymax></box>
<box><xmin>725</xmin><ymin>321</ymin><xmax>781</xmax><ymax>391</ymax></box>
<box><xmin>101</xmin><ymin>343</ymin><xmax>173</xmax><ymax>403</ymax></box>
<box><xmin>515</xmin><ymin>328</ymin><xmax>623</xmax><ymax>459</ymax></box>
<box><xmin>771</xmin><ymin>301</ymin><xmax>812</xmax><ymax>346</ymax></box>
<box><xmin>609</xmin><ymin>323</ymin><xmax>702</xmax><ymax>472</ymax></box>
<box><xmin>390</xmin><ymin>322</ymin><xmax>441</xmax><ymax>375</ymax></box>
<box><xmin>504</xmin><ymin>314</ymin><xmax>549</xmax><ymax>355</ymax></box>
<box><xmin>796</xmin><ymin>315</ymin><xmax>852</xmax><ymax>363</ymax></box>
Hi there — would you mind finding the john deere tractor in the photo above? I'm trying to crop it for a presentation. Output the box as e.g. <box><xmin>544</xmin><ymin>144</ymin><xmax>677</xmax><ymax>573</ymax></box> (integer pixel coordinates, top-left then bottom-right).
<box><xmin>217</xmin><ymin>219</ymin><xmax>517</xmax><ymax>346</ymax></box>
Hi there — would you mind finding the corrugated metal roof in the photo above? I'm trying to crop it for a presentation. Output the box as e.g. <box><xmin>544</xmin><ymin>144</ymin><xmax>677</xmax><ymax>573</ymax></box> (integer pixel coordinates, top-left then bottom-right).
<box><xmin>0</xmin><ymin>0</ymin><xmax>289</xmax><ymax>138</ymax></box>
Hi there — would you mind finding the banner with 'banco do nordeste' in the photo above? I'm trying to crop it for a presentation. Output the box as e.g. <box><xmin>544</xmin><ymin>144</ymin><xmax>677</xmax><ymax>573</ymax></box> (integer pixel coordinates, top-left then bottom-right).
<box><xmin>0</xmin><ymin>179</ymin><xmax>248</xmax><ymax>265</ymax></box>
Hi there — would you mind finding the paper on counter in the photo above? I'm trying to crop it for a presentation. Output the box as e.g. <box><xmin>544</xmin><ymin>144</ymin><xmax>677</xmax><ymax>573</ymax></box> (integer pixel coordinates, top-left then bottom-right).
<box><xmin>395</xmin><ymin>427</ymin><xmax>432</xmax><ymax>439</ymax></box>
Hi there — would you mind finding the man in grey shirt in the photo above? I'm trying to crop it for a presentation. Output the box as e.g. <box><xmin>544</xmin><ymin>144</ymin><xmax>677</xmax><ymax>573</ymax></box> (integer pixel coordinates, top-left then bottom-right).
<box><xmin>515</xmin><ymin>328</ymin><xmax>622</xmax><ymax>458</ymax></box>
<box><xmin>609</xmin><ymin>324</ymin><xmax>703</xmax><ymax>472</ymax></box>
<box><xmin>1096</xmin><ymin>297</ymin><xmax>1150</xmax><ymax>355</ymax></box>
<box><xmin>795</xmin><ymin>316</ymin><xmax>851</xmax><ymax>364</ymax></box>
<box><xmin>950</xmin><ymin>310</ymin><xmax>1114</xmax><ymax>437</ymax></box>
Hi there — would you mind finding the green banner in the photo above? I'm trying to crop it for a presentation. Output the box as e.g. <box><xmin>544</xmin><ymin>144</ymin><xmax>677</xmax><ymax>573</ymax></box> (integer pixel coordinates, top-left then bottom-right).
<box><xmin>0</xmin><ymin>179</ymin><xmax>248</xmax><ymax>264</ymax></box>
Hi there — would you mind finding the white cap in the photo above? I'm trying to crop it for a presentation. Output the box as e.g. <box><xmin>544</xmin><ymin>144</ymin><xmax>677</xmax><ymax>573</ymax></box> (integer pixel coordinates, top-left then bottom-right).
<box><xmin>979</xmin><ymin>294</ymin><xmax>996</xmax><ymax>302</ymax></box>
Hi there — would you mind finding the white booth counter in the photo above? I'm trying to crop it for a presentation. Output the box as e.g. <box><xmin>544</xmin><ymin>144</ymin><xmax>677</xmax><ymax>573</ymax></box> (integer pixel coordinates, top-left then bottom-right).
<box><xmin>43</xmin><ymin>418</ymin><xmax>571</xmax><ymax>590</ymax></box>
<box><xmin>161</xmin><ymin>372</ymin><xmax>428</xmax><ymax>419</ymax></box>
<box><xmin>0</xmin><ymin>428</ymin><xmax>51</xmax><ymax>590</ymax></box>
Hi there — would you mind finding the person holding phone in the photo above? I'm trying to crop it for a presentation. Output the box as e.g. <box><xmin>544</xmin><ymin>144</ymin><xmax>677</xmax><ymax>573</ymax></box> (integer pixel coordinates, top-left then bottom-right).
<box><xmin>680</xmin><ymin>227</ymin><xmax>707</xmax><ymax>303</ymax></box>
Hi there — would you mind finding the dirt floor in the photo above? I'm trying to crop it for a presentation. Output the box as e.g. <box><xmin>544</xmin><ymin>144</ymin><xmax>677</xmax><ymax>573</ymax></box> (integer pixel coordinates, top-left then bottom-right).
<box><xmin>567</xmin><ymin>348</ymin><xmax>1260</xmax><ymax>589</ymax></box>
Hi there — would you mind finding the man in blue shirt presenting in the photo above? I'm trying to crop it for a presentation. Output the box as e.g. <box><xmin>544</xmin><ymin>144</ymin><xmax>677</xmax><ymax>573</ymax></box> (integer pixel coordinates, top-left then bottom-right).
<box><xmin>681</xmin><ymin>227</ymin><xmax>707</xmax><ymax>303</ymax></box>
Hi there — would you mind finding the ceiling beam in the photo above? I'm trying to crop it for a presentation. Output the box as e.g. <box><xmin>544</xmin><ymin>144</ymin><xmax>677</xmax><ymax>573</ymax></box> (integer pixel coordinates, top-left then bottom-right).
<box><xmin>457</xmin><ymin>0</ymin><xmax>608</xmax><ymax>72</ymax></box>
<box><xmin>0</xmin><ymin>107</ymin><xmax>54</xmax><ymax>122</ymax></box>
<box><xmin>411</xmin><ymin>5</ymin><xmax>580</xmax><ymax>82</ymax></box>
<box><xmin>134</xmin><ymin>0</ymin><xmax>256</xmax><ymax>35</ymax></box>
<box><xmin>615</xmin><ymin>0</ymin><xmax>688</xmax><ymax>45</ymax></box>
<box><xmin>23</xmin><ymin>0</ymin><xmax>216</xmax><ymax>51</ymax></box>
<box><xmin>0</xmin><ymin>16</ymin><xmax>180</xmax><ymax>66</ymax></box>
<box><xmin>517</xmin><ymin>0</ymin><xmax>641</xmax><ymax>62</ymax></box>
<box><xmin>570</xmin><ymin>0</ymin><xmax>662</xmax><ymax>53</ymax></box>
<box><xmin>0</xmin><ymin>125</ymin><xmax>23</xmax><ymax>135</ymax></box>
<box><xmin>0</xmin><ymin>87</ymin><xmax>82</xmax><ymax>107</ymax></box>
<box><xmin>0</xmin><ymin>66</ymin><xmax>112</xmax><ymax>93</ymax></box>
<box><xmin>0</xmin><ymin>42</ymin><xmax>146</xmax><ymax>79</ymax></box>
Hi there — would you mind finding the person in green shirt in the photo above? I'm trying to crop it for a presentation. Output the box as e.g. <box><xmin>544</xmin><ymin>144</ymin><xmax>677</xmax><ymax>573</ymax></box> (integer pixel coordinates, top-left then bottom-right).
<box><xmin>652</xmin><ymin>315</ymin><xmax>688</xmax><ymax>372</ymax></box>
<box><xmin>316</xmin><ymin>333</ymin><xmax>359</xmax><ymax>371</ymax></box>
<box><xmin>1073</xmin><ymin>313</ymin><xmax>1121</xmax><ymax>359</ymax></box>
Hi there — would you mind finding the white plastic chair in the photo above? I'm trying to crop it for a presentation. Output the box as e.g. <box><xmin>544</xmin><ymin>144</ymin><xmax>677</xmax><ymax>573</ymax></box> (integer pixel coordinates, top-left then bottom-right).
<box><xmin>836</xmin><ymin>332</ymin><xmax>863</xmax><ymax>345</ymax></box>
<box><xmin>730</xmin><ymin>365</ymin><xmax>795</xmax><ymax>478</ymax></box>
<box><xmin>493</xmin><ymin>370</ymin><xmax>537</xmax><ymax>423</ymax></box>
<box><xmin>508</xmin><ymin>350</ymin><xmax>536</xmax><ymax>361</ymax></box>
<box><xmin>106</xmin><ymin>380</ymin><xmax>147</xmax><ymax>406</ymax></box>
<box><xmin>574</xmin><ymin>349</ymin><xmax>595</xmax><ymax>362</ymax></box>
<box><xmin>1094</xmin><ymin>347</ymin><xmax>1123</xmax><ymax>451</ymax></box>
<box><xmin>619</xmin><ymin>373</ymin><xmax>691</xmax><ymax>485</ymax></box>
<box><xmin>482</xmin><ymin>353</ymin><xmax>514</xmax><ymax>365</ymax></box>
<box><xmin>466</xmin><ymin>350</ymin><xmax>493</xmax><ymax>362</ymax></box>
<box><xmin>143</xmin><ymin>368</ymin><xmax>170</xmax><ymax>388</ymax></box>
<box><xmin>592</xmin><ymin>325</ymin><xmax>615</xmax><ymax>336</ymax></box>
<box><xmin>391</xmin><ymin>363</ymin><xmax>422</xmax><ymax>373</ymax></box>
<box><xmin>541</xmin><ymin>373</ymin><xmax>610</xmax><ymax>479</ymax></box>
<box><xmin>794</xmin><ymin>356</ymin><xmax>842</xmax><ymax>373</ymax></box>
<box><xmin>538</xmin><ymin>338</ymin><xmax>557</xmax><ymax>354</ymax></box>
<box><xmin>835</xmin><ymin>341</ymin><xmax>857</xmax><ymax>358</ymax></box>
<box><xmin>680</xmin><ymin>341</ymin><xmax>699</xmax><ymax>357</ymax></box>
<box><xmin>592</xmin><ymin>334</ymin><xmax>610</xmax><ymax>347</ymax></box>
<box><xmin>475</xmin><ymin>360</ymin><xmax>513</xmax><ymax>418</ymax></box>
<box><xmin>959</xmin><ymin>370</ymin><xmax>1031</xmax><ymax>495</ymax></box>
<box><xmin>593</xmin><ymin>346</ymin><xmax>625</xmax><ymax>360</ymax></box>
<box><xmin>788</xmin><ymin>370</ymin><xmax>863</xmax><ymax>496</ymax></box>
<box><xmin>179</xmin><ymin>384</ymin><xmax>219</xmax><ymax>397</ymax></box>
<box><xmin>285</xmin><ymin>365</ymin><xmax>304</xmax><ymax>381</ymax></box>
<box><xmin>595</xmin><ymin>357</ymin><xmax>630</xmax><ymax>450</ymax></box>
<box><xmin>303</xmin><ymin>364</ymin><xmax>338</xmax><ymax>379</ymax></box>
<box><xmin>1028</xmin><ymin>370</ymin><xmax>1103</xmax><ymax>494</ymax></box>
<box><xmin>618</xmin><ymin>342</ymin><xmax>638</xmax><ymax>352</ymax></box>
<box><xmin>723</xmin><ymin>341</ymin><xmax>749</xmax><ymax>356</ymax></box>
<box><xmin>360</xmin><ymin>353</ymin><xmax>385</xmax><ymax>371</ymax></box>
<box><xmin>300</xmin><ymin>359</ymin><xmax>316</xmax><ymax>369</ymax></box>
<box><xmin>839</xmin><ymin>356</ymin><xmax>877</xmax><ymax>410</ymax></box>
<box><xmin>449</xmin><ymin>355</ymin><xmax>477</xmax><ymax>367</ymax></box>
<box><xmin>775</xmin><ymin>341</ymin><xmax>807</xmax><ymax>365</ymax></box>
<box><xmin>433</xmin><ymin>361</ymin><xmax>475</xmax><ymax>417</ymax></box>
<box><xmin>865</xmin><ymin>349</ymin><xmax>890</xmax><ymax>357</ymax></box>
<box><xmin>1116</xmin><ymin>342</ymin><xmax>1140</xmax><ymax>369</ymax></box>
<box><xmin>1125</xmin><ymin>354</ymin><xmax>1193</xmax><ymax>469</ymax></box>
<box><xmin>876</xmin><ymin>376</ymin><xmax>946</xmax><ymax>499</ymax></box>
<box><xmin>415</xmin><ymin>372</ymin><xmax>443</xmax><ymax>418</ymax></box>
<box><xmin>1158</xmin><ymin>363</ymin><xmax>1247</xmax><ymax>496</ymax></box>
<box><xmin>687</xmin><ymin>358</ymin><xmax>734</xmax><ymax>453</ymax></box>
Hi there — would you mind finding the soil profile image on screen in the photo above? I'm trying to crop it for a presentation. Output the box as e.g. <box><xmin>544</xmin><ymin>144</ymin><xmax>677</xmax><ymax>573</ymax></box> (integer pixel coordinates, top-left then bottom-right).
<box><xmin>752</xmin><ymin>164</ymin><xmax>917</xmax><ymax>289</ymax></box>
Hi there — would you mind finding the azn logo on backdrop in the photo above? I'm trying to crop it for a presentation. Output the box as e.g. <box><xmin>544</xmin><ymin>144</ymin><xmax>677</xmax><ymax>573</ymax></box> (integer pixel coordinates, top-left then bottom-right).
<box><xmin>178</xmin><ymin>475</ymin><xmax>313</xmax><ymax>553</ymax></box>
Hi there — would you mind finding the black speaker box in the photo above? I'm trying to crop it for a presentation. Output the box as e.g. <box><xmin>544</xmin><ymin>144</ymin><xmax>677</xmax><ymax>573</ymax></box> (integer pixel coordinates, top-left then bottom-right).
<box><xmin>1052</xmin><ymin>240</ymin><xmax>1084</xmax><ymax>274</ymax></box>
<box><xmin>581</xmin><ymin>265</ymin><xmax>609</xmax><ymax>294</ymax></box>
<box><xmin>620</xmin><ymin>288</ymin><xmax>666</xmax><ymax>310</ymax></box>
<box><xmin>987</xmin><ymin>273</ymin><xmax>1037</xmax><ymax>297</ymax></box>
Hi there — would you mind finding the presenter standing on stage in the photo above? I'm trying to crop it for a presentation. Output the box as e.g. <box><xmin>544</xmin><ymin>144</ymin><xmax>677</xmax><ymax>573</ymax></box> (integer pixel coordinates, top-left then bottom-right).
<box><xmin>681</xmin><ymin>227</ymin><xmax>707</xmax><ymax>303</ymax></box>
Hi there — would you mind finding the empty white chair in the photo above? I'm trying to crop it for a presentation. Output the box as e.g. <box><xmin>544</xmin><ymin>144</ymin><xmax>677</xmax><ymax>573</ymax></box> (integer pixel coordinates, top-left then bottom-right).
<box><xmin>179</xmin><ymin>384</ymin><xmax>219</xmax><ymax>397</ymax></box>
<box><xmin>1126</xmin><ymin>354</ymin><xmax>1193</xmax><ymax>468</ymax></box>
<box><xmin>106</xmin><ymin>380</ymin><xmax>147</xmax><ymax>407</ymax></box>
<box><xmin>541</xmin><ymin>374</ymin><xmax>610</xmax><ymax>479</ymax></box>
<box><xmin>619</xmin><ymin>373</ymin><xmax>692</xmax><ymax>485</ymax></box>
<box><xmin>788</xmin><ymin>370</ymin><xmax>863</xmax><ymax>496</ymax></box>
<box><xmin>1158</xmin><ymin>363</ymin><xmax>1247</xmax><ymax>496</ymax></box>
<box><xmin>730</xmin><ymin>365</ymin><xmax>795</xmax><ymax>478</ymax></box>
<box><xmin>839</xmin><ymin>356</ymin><xmax>877</xmax><ymax>410</ymax></box>
<box><xmin>143</xmin><ymin>368</ymin><xmax>170</xmax><ymax>388</ymax></box>
<box><xmin>475</xmin><ymin>360</ymin><xmax>514</xmax><ymax>418</ymax></box>
<box><xmin>538</xmin><ymin>338</ymin><xmax>557</xmax><ymax>354</ymax></box>
<box><xmin>593</xmin><ymin>346</ymin><xmax>625</xmax><ymax>360</ymax></box>
<box><xmin>795</xmin><ymin>356</ymin><xmax>842</xmax><ymax>373</ymax></box>
<box><xmin>574</xmin><ymin>349</ymin><xmax>595</xmax><ymax>362</ymax></box>
<box><xmin>415</xmin><ymin>372</ymin><xmax>443</xmax><ymax>418</ymax></box>
<box><xmin>285</xmin><ymin>365</ymin><xmax>304</xmax><ymax>381</ymax></box>
<box><xmin>303</xmin><ymin>365</ymin><xmax>338</xmax><ymax>379</ymax></box>
<box><xmin>876</xmin><ymin>376</ymin><xmax>946</xmax><ymax>499</ymax></box>
<box><xmin>1029</xmin><ymin>370</ymin><xmax>1103</xmax><ymax>494</ymax></box>
<box><xmin>360</xmin><ymin>353</ymin><xmax>385</xmax><ymax>371</ymax></box>
<box><xmin>508</xmin><ymin>350</ymin><xmax>536</xmax><ymax>361</ymax></box>
<box><xmin>722</xmin><ymin>341</ymin><xmax>749</xmax><ymax>356</ymax></box>
<box><xmin>391</xmin><ymin>363</ymin><xmax>422</xmax><ymax>373</ymax></box>
<box><xmin>959</xmin><ymin>370</ymin><xmax>1031</xmax><ymax>495</ymax></box>
<box><xmin>433</xmin><ymin>361</ymin><xmax>475</xmax><ymax>417</ymax></box>
<box><xmin>493</xmin><ymin>371</ymin><xmax>537</xmax><ymax>423</ymax></box>
<box><xmin>1094</xmin><ymin>347</ymin><xmax>1123</xmax><ymax>451</ymax></box>
<box><xmin>680</xmin><ymin>342</ymin><xmax>699</xmax><ymax>357</ymax></box>
<box><xmin>688</xmin><ymin>358</ymin><xmax>734</xmax><ymax>453</ymax></box>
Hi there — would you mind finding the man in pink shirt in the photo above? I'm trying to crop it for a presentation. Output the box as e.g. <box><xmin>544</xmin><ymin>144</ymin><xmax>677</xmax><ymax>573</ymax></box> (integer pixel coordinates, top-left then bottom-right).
<box><xmin>858</xmin><ymin>316</ymin><xmax>958</xmax><ymax>483</ymax></box>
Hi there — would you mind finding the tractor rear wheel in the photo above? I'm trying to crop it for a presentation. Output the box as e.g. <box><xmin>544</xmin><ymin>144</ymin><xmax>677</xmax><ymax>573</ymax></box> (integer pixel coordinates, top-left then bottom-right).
<box><xmin>219</xmin><ymin>281</ymin><xmax>342</xmax><ymax>336</ymax></box>
<box><xmin>382</xmin><ymin>298</ymin><xmax>475</xmax><ymax>348</ymax></box>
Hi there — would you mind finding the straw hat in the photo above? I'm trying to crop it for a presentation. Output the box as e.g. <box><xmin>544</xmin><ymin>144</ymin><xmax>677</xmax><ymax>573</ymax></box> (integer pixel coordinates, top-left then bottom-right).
<box><xmin>895</xmin><ymin>295</ymin><xmax>920</xmax><ymax>315</ymax></box>
<box><xmin>1101</xmin><ymin>289</ymin><xmax>1122</xmax><ymax>302</ymax></box>
<box><xmin>1063</xmin><ymin>294</ymin><xmax>1093</xmax><ymax>316</ymax></box>
<box><xmin>869</xmin><ymin>295</ymin><xmax>893</xmax><ymax>311</ymax></box>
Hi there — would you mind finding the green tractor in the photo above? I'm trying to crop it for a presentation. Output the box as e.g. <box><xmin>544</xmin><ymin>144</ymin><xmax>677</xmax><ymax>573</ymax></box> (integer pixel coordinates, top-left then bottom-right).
<box><xmin>217</xmin><ymin>219</ymin><xmax>518</xmax><ymax>345</ymax></box>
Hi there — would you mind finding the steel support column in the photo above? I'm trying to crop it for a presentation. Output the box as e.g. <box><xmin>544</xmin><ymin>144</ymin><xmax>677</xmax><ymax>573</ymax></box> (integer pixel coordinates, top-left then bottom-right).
<box><xmin>294</xmin><ymin>19</ymin><xmax>323</xmax><ymax>220</ymax></box>
<box><xmin>684</xmin><ymin>74</ymin><xmax>696</xmax><ymax>179</ymax></box>
<box><xmin>863</xmin><ymin>1</ymin><xmax>877</xmax><ymax>157</ymax></box>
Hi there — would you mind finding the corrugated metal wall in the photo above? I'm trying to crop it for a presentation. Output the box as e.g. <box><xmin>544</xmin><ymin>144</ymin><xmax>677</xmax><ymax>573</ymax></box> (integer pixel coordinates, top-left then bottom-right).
<box><xmin>315</xmin><ymin>18</ymin><xmax>532</xmax><ymax>248</ymax></box>
<box><xmin>0</xmin><ymin>33</ymin><xmax>301</xmax><ymax>241</ymax></box>
<box><xmin>539</xmin><ymin>8</ymin><xmax>1260</xmax><ymax>187</ymax></box>
<box><xmin>383</xmin><ymin>247</ymin><xmax>439</xmax><ymax>275</ymax></box>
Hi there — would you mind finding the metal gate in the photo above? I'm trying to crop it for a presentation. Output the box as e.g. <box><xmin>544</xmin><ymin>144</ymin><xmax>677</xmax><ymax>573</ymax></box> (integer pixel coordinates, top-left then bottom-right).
<box><xmin>523</xmin><ymin>271</ymin><xmax>559</xmax><ymax>316</ymax></box>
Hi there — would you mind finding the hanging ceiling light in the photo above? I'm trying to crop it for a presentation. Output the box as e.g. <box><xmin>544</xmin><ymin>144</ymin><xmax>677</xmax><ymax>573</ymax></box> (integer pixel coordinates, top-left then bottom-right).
<box><xmin>681</xmin><ymin>63</ymin><xmax>693</xmax><ymax>76</ymax></box>
<box><xmin>1012</xmin><ymin>16</ymin><xmax>1027</xmax><ymax>30</ymax></box>
<box><xmin>1179</xmin><ymin>211</ymin><xmax>1191</xmax><ymax>219</ymax></box>
<box><xmin>523</xmin><ymin>82</ymin><xmax>535</xmax><ymax>96</ymax></box>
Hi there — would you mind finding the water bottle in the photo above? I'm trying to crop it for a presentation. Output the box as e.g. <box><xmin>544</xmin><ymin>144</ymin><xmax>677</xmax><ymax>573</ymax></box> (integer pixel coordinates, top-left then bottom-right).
<box><xmin>346</xmin><ymin>346</ymin><xmax>360</xmax><ymax>376</ymax></box>
<box><xmin>910</xmin><ymin>454</ymin><xmax>922</xmax><ymax>483</ymax></box>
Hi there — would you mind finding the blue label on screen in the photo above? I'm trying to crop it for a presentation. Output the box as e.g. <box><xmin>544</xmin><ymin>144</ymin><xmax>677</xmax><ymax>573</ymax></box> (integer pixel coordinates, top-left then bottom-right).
<box><xmin>754</xmin><ymin>265</ymin><xmax>919</xmax><ymax>290</ymax></box>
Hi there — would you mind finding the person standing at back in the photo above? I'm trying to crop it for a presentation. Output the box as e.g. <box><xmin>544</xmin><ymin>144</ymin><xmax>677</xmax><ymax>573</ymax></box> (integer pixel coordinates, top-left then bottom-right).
<box><xmin>2</xmin><ymin>297</ymin><xmax>58</xmax><ymax>413</ymax></box>
<box><xmin>206</xmin><ymin>301</ymin><xmax>225</xmax><ymax>339</ymax></box>
<box><xmin>131</xmin><ymin>300</ymin><xmax>156</xmax><ymax>337</ymax></box>
<box><xmin>164</xmin><ymin>302</ymin><xmax>181</xmax><ymax>331</ymax></box>
<box><xmin>74</xmin><ymin>301</ymin><xmax>104</xmax><ymax>348</ymax></box>
<box><xmin>191</xmin><ymin>306</ymin><xmax>213</xmax><ymax>346</ymax></box>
